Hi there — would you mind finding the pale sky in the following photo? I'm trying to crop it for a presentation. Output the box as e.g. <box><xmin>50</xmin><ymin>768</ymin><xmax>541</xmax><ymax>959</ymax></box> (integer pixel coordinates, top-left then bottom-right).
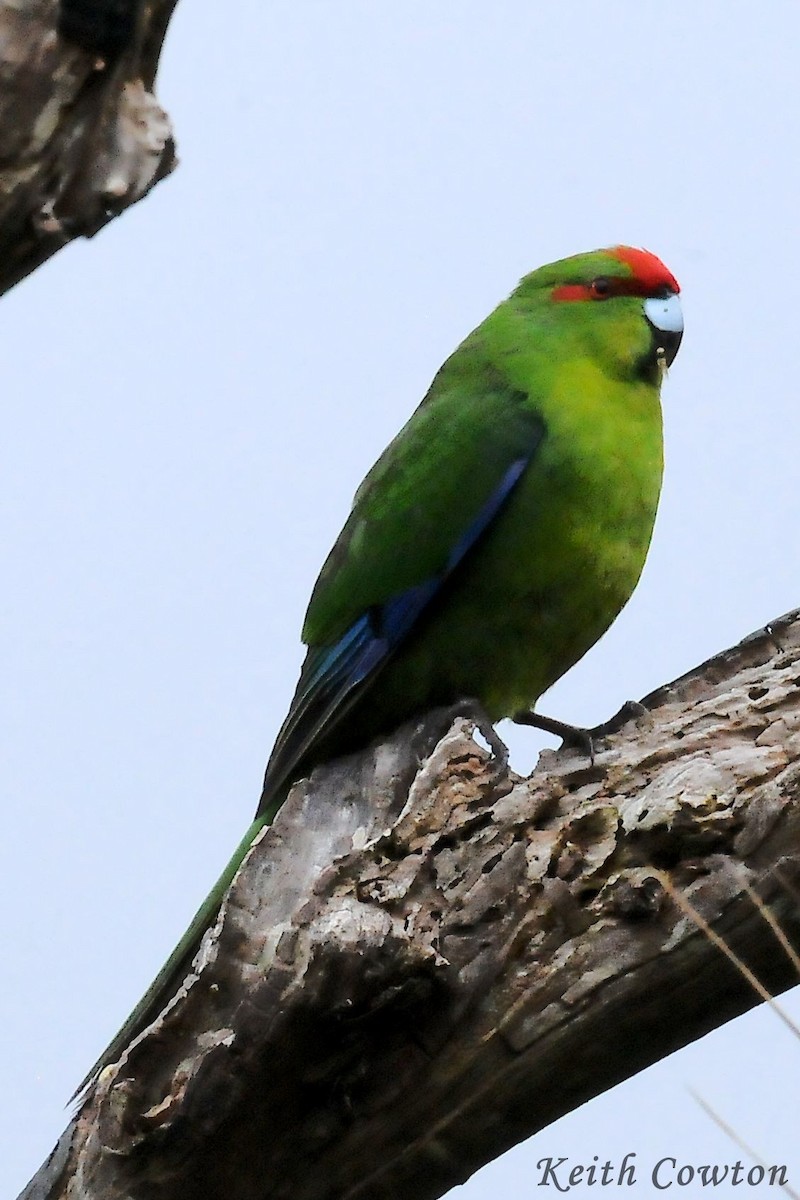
<box><xmin>4</xmin><ymin>3</ymin><xmax>800</xmax><ymax>1196</ymax></box>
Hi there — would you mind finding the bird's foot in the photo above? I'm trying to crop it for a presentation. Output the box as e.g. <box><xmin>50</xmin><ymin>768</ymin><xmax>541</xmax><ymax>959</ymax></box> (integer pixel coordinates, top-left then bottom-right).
<box><xmin>448</xmin><ymin>698</ymin><xmax>509</xmax><ymax>773</ymax></box>
<box><xmin>513</xmin><ymin>700</ymin><xmax>650</xmax><ymax>765</ymax></box>
<box><xmin>590</xmin><ymin>699</ymin><xmax>651</xmax><ymax>739</ymax></box>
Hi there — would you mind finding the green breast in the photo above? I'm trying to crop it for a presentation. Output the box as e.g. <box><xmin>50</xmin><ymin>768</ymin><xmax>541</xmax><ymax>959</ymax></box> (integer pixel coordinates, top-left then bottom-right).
<box><xmin>357</xmin><ymin>356</ymin><xmax>663</xmax><ymax>728</ymax></box>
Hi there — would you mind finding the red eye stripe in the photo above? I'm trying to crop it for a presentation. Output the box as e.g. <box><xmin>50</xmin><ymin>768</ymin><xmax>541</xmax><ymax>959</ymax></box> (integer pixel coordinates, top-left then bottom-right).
<box><xmin>551</xmin><ymin>283</ymin><xmax>595</xmax><ymax>302</ymax></box>
<box><xmin>551</xmin><ymin>247</ymin><xmax>680</xmax><ymax>303</ymax></box>
<box><xmin>551</xmin><ymin>278</ymin><xmax>628</xmax><ymax>302</ymax></box>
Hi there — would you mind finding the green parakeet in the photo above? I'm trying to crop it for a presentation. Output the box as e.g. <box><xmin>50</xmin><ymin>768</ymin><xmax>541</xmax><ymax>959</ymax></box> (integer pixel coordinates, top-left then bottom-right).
<box><xmin>77</xmin><ymin>245</ymin><xmax>682</xmax><ymax>1095</ymax></box>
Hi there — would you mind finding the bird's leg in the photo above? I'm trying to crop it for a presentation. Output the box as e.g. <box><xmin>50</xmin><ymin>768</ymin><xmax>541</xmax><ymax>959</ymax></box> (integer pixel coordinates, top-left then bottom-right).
<box><xmin>513</xmin><ymin>710</ymin><xmax>596</xmax><ymax>762</ymax></box>
<box><xmin>513</xmin><ymin>700</ymin><xmax>650</xmax><ymax>764</ymax></box>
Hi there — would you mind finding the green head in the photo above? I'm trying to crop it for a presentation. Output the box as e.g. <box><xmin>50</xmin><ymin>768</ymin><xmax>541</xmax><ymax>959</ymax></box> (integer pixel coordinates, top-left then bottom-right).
<box><xmin>511</xmin><ymin>245</ymin><xmax>683</xmax><ymax>380</ymax></box>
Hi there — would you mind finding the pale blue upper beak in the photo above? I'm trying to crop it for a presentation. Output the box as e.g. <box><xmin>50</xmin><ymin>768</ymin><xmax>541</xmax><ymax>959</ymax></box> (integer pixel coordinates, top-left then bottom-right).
<box><xmin>644</xmin><ymin>292</ymin><xmax>683</xmax><ymax>366</ymax></box>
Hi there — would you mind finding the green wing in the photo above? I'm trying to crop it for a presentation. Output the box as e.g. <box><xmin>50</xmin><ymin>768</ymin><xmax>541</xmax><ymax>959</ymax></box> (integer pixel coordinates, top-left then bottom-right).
<box><xmin>258</xmin><ymin>364</ymin><xmax>544</xmax><ymax>816</ymax></box>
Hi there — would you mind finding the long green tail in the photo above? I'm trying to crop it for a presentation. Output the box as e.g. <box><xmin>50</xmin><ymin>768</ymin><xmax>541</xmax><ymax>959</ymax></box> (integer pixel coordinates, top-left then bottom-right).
<box><xmin>73</xmin><ymin>814</ymin><xmax>269</xmax><ymax>1099</ymax></box>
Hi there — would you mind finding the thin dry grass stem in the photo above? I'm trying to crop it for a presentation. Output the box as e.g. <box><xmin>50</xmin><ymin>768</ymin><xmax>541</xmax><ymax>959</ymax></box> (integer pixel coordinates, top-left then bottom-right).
<box><xmin>653</xmin><ymin>871</ymin><xmax>800</xmax><ymax>1041</ymax></box>
<box><xmin>775</xmin><ymin>868</ymin><xmax>800</xmax><ymax>919</ymax></box>
<box><xmin>690</xmin><ymin>1090</ymin><xmax>800</xmax><ymax>1200</ymax></box>
<box><xmin>741</xmin><ymin>879</ymin><xmax>800</xmax><ymax>978</ymax></box>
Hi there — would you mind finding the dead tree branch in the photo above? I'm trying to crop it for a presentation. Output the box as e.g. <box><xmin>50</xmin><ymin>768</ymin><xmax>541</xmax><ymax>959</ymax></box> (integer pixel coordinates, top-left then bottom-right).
<box><xmin>18</xmin><ymin>608</ymin><xmax>800</xmax><ymax>1200</ymax></box>
<box><xmin>0</xmin><ymin>0</ymin><xmax>178</xmax><ymax>298</ymax></box>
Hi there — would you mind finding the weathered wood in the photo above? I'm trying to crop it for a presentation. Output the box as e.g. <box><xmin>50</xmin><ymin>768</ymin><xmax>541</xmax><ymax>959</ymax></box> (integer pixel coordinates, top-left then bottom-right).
<box><xmin>19</xmin><ymin>608</ymin><xmax>800</xmax><ymax>1200</ymax></box>
<box><xmin>0</xmin><ymin>0</ymin><xmax>178</xmax><ymax>298</ymax></box>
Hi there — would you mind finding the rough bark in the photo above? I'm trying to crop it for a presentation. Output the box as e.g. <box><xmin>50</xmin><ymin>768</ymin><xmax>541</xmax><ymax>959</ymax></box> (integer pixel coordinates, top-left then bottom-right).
<box><xmin>0</xmin><ymin>0</ymin><xmax>177</xmax><ymax>298</ymax></box>
<box><xmin>19</xmin><ymin>608</ymin><xmax>800</xmax><ymax>1200</ymax></box>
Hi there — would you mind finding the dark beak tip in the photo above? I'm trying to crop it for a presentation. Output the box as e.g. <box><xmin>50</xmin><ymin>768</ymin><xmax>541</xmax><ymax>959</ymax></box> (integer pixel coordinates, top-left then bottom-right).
<box><xmin>660</xmin><ymin>327</ymin><xmax>683</xmax><ymax>368</ymax></box>
<box><xmin>648</xmin><ymin>322</ymin><xmax>682</xmax><ymax>368</ymax></box>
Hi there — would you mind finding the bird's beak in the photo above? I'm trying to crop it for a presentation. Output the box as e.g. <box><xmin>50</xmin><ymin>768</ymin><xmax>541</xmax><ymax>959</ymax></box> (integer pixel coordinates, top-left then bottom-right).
<box><xmin>644</xmin><ymin>291</ymin><xmax>683</xmax><ymax>367</ymax></box>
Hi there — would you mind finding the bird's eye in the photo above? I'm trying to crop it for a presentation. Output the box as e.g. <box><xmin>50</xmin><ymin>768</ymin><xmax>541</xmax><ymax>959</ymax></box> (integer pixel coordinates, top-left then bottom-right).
<box><xmin>590</xmin><ymin>276</ymin><xmax>612</xmax><ymax>299</ymax></box>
